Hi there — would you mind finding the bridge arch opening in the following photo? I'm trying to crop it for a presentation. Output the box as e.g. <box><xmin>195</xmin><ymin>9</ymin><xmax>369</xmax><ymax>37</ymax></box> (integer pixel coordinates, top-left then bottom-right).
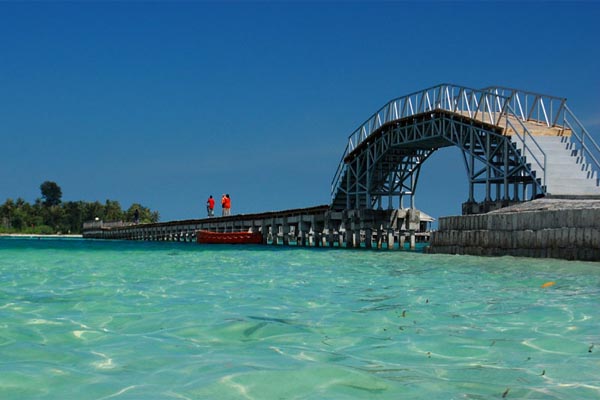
<box><xmin>331</xmin><ymin>110</ymin><xmax>542</xmax><ymax>214</ymax></box>
<box><xmin>410</xmin><ymin>147</ymin><xmax>467</xmax><ymax>220</ymax></box>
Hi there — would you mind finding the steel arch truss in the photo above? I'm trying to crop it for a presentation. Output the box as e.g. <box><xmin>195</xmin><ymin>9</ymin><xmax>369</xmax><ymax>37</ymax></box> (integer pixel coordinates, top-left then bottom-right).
<box><xmin>444</xmin><ymin>113</ymin><xmax>542</xmax><ymax>205</ymax></box>
<box><xmin>331</xmin><ymin>110</ymin><xmax>542</xmax><ymax>212</ymax></box>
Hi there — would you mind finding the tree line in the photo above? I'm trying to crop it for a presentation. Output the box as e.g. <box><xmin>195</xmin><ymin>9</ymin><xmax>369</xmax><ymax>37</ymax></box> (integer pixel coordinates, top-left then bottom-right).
<box><xmin>0</xmin><ymin>181</ymin><xmax>159</xmax><ymax>234</ymax></box>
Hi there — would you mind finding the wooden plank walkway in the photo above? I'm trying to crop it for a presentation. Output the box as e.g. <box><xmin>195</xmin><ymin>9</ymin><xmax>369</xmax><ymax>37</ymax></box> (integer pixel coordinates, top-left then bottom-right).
<box><xmin>454</xmin><ymin>110</ymin><xmax>571</xmax><ymax>136</ymax></box>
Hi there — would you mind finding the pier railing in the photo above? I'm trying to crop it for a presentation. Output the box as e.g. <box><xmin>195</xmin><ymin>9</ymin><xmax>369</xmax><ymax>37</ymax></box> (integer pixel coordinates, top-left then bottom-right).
<box><xmin>331</xmin><ymin>83</ymin><xmax>553</xmax><ymax>200</ymax></box>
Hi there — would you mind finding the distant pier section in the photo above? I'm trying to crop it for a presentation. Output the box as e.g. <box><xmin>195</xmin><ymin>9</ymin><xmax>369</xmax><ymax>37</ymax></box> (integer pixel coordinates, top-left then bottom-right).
<box><xmin>83</xmin><ymin>205</ymin><xmax>431</xmax><ymax>249</ymax></box>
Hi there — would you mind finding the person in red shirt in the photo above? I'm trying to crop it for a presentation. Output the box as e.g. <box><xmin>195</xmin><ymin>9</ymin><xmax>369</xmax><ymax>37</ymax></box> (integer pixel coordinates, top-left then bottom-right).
<box><xmin>206</xmin><ymin>195</ymin><xmax>215</xmax><ymax>217</ymax></box>
<box><xmin>222</xmin><ymin>194</ymin><xmax>231</xmax><ymax>216</ymax></box>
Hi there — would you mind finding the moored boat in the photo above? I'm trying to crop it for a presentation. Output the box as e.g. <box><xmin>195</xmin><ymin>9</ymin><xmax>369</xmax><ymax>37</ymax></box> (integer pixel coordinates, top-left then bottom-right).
<box><xmin>196</xmin><ymin>230</ymin><xmax>263</xmax><ymax>244</ymax></box>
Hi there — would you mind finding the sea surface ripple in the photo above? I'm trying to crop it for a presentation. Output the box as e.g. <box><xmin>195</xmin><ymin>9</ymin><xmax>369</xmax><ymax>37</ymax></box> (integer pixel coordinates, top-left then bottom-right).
<box><xmin>1</xmin><ymin>237</ymin><xmax>599</xmax><ymax>399</ymax></box>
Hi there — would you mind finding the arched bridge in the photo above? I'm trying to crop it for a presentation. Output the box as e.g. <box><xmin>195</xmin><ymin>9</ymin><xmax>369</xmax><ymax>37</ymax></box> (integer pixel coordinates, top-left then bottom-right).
<box><xmin>330</xmin><ymin>84</ymin><xmax>600</xmax><ymax>214</ymax></box>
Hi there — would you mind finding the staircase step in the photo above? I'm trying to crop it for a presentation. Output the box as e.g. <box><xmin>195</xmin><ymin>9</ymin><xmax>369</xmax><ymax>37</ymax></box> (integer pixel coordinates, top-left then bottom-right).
<box><xmin>547</xmin><ymin>186</ymin><xmax>600</xmax><ymax>195</ymax></box>
<box><xmin>511</xmin><ymin>134</ymin><xmax>600</xmax><ymax>196</ymax></box>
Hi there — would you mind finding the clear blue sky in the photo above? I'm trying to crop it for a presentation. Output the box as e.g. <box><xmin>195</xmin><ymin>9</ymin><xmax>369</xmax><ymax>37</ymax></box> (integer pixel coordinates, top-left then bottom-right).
<box><xmin>2</xmin><ymin>1</ymin><xmax>599</xmax><ymax>222</ymax></box>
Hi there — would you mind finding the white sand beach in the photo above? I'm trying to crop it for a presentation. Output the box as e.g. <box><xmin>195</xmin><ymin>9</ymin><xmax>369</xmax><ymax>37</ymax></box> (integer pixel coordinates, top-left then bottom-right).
<box><xmin>0</xmin><ymin>233</ymin><xmax>83</xmax><ymax>238</ymax></box>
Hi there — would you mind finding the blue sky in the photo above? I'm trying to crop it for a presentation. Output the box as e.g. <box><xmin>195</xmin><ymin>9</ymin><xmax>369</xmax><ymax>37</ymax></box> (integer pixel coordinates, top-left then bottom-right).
<box><xmin>2</xmin><ymin>1</ymin><xmax>599</xmax><ymax>222</ymax></box>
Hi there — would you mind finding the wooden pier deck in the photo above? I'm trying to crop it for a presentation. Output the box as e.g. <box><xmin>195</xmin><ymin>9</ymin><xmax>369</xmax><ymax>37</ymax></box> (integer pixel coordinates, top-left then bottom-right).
<box><xmin>83</xmin><ymin>205</ymin><xmax>430</xmax><ymax>249</ymax></box>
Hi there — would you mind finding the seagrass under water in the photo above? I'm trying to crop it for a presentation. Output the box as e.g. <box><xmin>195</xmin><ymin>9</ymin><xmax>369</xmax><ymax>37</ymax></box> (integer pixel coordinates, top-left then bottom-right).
<box><xmin>0</xmin><ymin>237</ymin><xmax>599</xmax><ymax>399</ymax></box>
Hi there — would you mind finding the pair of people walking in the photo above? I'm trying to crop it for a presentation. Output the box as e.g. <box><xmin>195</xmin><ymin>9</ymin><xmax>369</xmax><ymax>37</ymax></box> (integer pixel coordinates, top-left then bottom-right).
<box><xmin>206</xmin><ymin>194</ymin><xmax>231</xmax><ymax>217</ymax></box>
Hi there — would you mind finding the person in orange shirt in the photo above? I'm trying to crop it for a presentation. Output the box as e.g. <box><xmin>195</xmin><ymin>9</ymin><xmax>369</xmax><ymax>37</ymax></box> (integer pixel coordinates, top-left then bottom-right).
<box><xmin>221</xmin><ymin>194</ymin><xmax>231</xmax><ymax>216</ymax></box>
<box><xmin>206</xmin><ymin>195</ymin><xmax>215</xmax><ymax>217</ymax></box>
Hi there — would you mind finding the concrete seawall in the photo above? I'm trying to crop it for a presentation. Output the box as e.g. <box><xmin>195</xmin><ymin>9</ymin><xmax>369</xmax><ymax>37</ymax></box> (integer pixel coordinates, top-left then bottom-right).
<box><xmin>428</xmin><ymin>199</ymin><xmax>600</xmax><ymax>261</ymax></box>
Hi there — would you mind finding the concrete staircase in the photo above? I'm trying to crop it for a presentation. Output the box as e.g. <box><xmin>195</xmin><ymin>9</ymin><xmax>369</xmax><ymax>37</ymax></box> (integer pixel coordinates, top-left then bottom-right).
<box><xmin>513</xmin><ymin>135</ymin><xmax>600</xmax><ymax>196</ymax></box>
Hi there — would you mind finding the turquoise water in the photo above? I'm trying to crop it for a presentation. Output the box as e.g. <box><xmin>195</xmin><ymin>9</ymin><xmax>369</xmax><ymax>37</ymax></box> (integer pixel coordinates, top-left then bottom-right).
<box><xmin>1</xmin><ymin>238</ymin><xmax>599</xmax><ymax>399</ymax></box>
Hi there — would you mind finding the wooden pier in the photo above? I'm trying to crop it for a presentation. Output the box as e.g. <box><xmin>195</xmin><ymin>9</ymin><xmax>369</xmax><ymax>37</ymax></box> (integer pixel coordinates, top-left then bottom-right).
<box><xmin>83</xmin><ymin>205</ymin><xmax>430</xmax><ymax>249</ymax></box>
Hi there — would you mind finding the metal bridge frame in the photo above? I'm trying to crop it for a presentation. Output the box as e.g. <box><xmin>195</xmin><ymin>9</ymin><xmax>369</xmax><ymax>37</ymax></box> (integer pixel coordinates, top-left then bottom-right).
<box><xmin>331</xmin><ymin>84</ymin><xmax>600</xmax><ymax>213</ymax></box>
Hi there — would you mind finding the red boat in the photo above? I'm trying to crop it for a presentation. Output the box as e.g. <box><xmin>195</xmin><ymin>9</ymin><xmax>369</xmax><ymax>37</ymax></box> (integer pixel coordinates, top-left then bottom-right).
<box><xmin>196</xmin><ymin>230</ymin><xmax>263</xmax><ymax>244</ymax></box>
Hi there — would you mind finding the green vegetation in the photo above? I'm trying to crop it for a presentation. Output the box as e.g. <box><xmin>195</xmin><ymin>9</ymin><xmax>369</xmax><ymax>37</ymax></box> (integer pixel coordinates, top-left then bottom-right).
<box><xmin>40</xmin><ymin>181</ymin><xmax>62</xmax><ymax>207</ymax></box>
<box><xmin>0</xmin><ymin>181</ymin><xmax>159</xmax><ymax>234</ymax></box>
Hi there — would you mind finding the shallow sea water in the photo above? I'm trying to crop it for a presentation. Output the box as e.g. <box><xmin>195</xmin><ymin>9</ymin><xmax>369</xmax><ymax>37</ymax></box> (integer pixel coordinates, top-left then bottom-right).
<box><xmin>0</xmin><ymin>237</ymin><xmax>599</xmax><ymax>399</ymax></box>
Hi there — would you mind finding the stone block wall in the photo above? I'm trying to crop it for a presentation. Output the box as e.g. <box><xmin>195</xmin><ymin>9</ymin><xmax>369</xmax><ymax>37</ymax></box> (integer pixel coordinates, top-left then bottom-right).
<box><xmin>428</xmin><ymin>208</ymin><xmax>600</xmax><ymax>261</ymax></box>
